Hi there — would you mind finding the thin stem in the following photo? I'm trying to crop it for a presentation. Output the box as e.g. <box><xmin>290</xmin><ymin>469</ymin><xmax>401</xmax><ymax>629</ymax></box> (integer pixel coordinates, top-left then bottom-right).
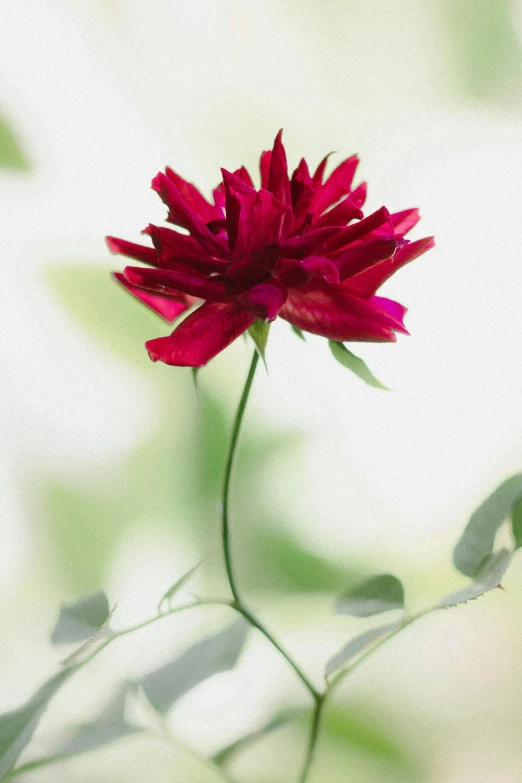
<box><xmin>220</xmin><ymin>349</ymin><xmax>320</xmax><ymax>702</ymax></box>
<box><xmin>221</xmin><ymin>349</ymin><xmax>259</xmax><ymax>603</ymax></box>
<box><xmin>299</xmin><ymin>695</ymin><xmax>325</xmax><ymax>783</ymax></box>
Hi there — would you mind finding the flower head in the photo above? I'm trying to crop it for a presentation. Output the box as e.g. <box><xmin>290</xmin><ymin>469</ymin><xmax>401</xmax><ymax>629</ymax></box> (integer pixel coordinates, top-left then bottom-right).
<box><xmin>107</xmin><ymin>131</ymin><xmax>434</xmax><ymax>367</ymax></box>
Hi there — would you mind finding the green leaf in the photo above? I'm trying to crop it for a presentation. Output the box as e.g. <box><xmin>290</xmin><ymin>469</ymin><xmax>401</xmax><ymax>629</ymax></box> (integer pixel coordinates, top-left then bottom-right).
<box><xmin>0</xmin><ymin>114</ymin><xmax>30</xmax><ymax>171</ymax></box>
<box><xmin>328</xmin><ymin>341</ymin><xmax>388</xmax><ymax>390</ymax></box>
<box><xmin>291</xmin><ymin>325</ymin><xmax>306</xmax><ymax>340</ymax></box>
<box><xmin>158</xmin><ymin>565</ymin><xmax>199</xmax><ymax>613</ymax></box>
<box><xmin>453</xmin><ymin>473</ymin><xmax>522</xmax><ymax>577</ymax></box>
<box><xmin>139</xmin><ymin>619</ymin><xmax>249</xmax><ymax>713</ymax></box>
<box><xmin>437</xmin><ymin>549</ymin><xmax>511</xmax><ymax>609</ymax></box>
<box><xmin>51</xmin><ymin>591</ymin><xmax>110</xmax><ymax>644</ymax></box>
<box><xmin>336</xmin><ymin>575</ymin><xmax>405</xmax><ymax>617</ymax></box>
<box><xmin>325</xmin><ymin>622</ymin><xmax>400</xmax><ymax>677</ymax></box>
<box><xmin>248</xmin><ymin>320</ymin><xmax>270</xmax><ymax>364</ymax></box>
<box><xmin>512</xmin><ymin>496</ymin><xmax>522</xmax><ymax>550</ymax></box>
<box><xmin>213</xmin><ymin>709</ymin><xmax>304</xmax><ymax>766</ymax></box>
<box><xmin>322</xmin><ymin>705</ymin><xmax>421</xmax><ymax>779</ymax></box>
<box><xmin>0</xmin><ymin>669</ymin><xmax>73</xmax><ymax>779</ymax></box>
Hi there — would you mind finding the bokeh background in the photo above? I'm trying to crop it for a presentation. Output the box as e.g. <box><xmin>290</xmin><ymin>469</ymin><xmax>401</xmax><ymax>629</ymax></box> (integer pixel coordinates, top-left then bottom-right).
<box><xmin>2</xmin><ymin>1</ymin><xmax>522</xmax><ymax>781</ymax></box>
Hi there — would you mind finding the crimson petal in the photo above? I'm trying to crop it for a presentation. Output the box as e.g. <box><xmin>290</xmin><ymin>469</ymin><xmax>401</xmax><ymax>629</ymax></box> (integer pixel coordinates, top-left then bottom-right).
<box><xmin>113</xmin><ymin>272</ymin><xmax>188</xmax><ymax>322</ymax></box>
<box><xmin>146</xmin><ymin>301</ymin><xmax>256</xmax><ymax>367</ymax></box>
<box><xmin>333</xmin><ymin>238</ymin><xmax>399</xmax><ymax>280</ymax></box>
<box><xmin>279</xmin><ymin>286</ymin><xmax>406</xmax><ymax>342</ymax></box>
<box><xmin>311</xmin><ymin>155</ymin><xmax>359</xmax><ymax>215</ymax></box>
<box><xmin>165</xmin><ymin>167</ymin><xmax>218</xmax><ymax>223</ymax></box>
<box><xmin>123</xmin><ymin>266</ymin><xmax>228</xmax><ymax>301</ymax></box>
<box><xmin>106</xmin><ymin>236</ymin><xmax>158</xmax><ymax>266</ymax></box>
<box><xmin>235</xmin><ymin>279</ymin><xmax>287</xmax><ymax>320</ymax></box>
<box><xmin>313</xmin><ymin>196</ymin><xmax>363</xmax><ymax>229</ymax></box>
<box><xmin>145</xmin><ymin>225</ymin><xmax>228</xmax><ymax>273</ymax></box>
<box><xmin>343</xmin><ymin>236</ymin><xmax>435</xmax><ymax>298</ymax></box>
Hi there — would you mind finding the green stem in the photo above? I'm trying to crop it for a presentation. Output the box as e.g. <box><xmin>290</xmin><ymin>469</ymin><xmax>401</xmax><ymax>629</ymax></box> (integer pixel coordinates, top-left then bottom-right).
<box><xmin>299</xmin><ymin>695</ymin><xmax>325</xmax><ymax>783</ymax></box>
<box><xmin>220</xmin><ymin>349</ymin><xmax>320</xmax><ymax>707</ymax></box>
<box><xmin>221</xmin><ymin>349</ymin><xmax>259</xmax><ymax>603</ymax></box>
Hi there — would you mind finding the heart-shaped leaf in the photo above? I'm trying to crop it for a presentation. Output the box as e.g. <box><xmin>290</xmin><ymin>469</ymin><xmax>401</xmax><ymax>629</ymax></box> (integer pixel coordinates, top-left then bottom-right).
<box><xmin>437</xmin><ymin>549</ymin><xmax>511</xmax><ymax>609</ymax></box>
<box><xmin>336</xmin><ymin>575</ymin><xmax>404</xmax><ymax>617</ymax></box>
<box><xmin>51</xmin><ymin>591</ymin><xmax>110</xmax><ymax>645</ymax></box>
<box><xmin>325</xmin><ymin>622</ymin><xmax>401</xmax><ymax>677</ymax></box>
<box><xmin>453</xmin><ymin>473</ymin><xmax>522</xmax><ymax>577</ymax></box>
<box><xmin>139</xmin><ymin>619</ymin><xmax>249</xmax><ymax>713</ymax></box>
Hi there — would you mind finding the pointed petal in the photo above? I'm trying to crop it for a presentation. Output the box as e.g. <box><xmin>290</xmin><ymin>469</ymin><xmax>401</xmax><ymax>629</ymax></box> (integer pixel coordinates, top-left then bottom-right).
<box><xmin>146</xmin><ymin>301</ymin><xmax>256</xmax><ymax>366</ymax></box>
<box><xmin>123</xmin><ymin>266</ymin><xmax>227</xmax><ymax>301</ymax></box>
<box><xmin>144</xmin><ymin>225</ymin><xmax>228</xmax><ymax>273</ymax></box>
<box><xmin>276</xmin><ymin>227</ymin><xmax>339</xmax><ymax>258</ymax></box>
<box><xmin>350</xmin><ymin>182</ymin><xmax>367</xmax><ymax>209</ymax></box>
<box><xmin>279</xmin><ymin>286</ymin><xmax>405</xmax><ymax>342</ymax></box>
<box><xmin>311</xmin><ymin>155</ymin><xmax>359</xmax><ymax>215</ymax></box>
<box><xmin>343</xmin><ymin>236</ymin><xmax>435</xmax><ymax>298</ymax></box>
<box><xmin>390</xmin><ymin>208</ymin><xmax>421</xmax><ymax>236</ymax></box>
<box><xmin>300</xmin><ymin>255</ymin><xmax>340</xmax><ymax>284</ymax></box>
<box><xmin>106</xmin><ymin>236</ymin><xmax>158</xmax><ymax>266</ymax></box>
<box><xmin>290</xmin><ymin>158</ymin><xmax>313</xmax><ymax>226</ymax></box>
<box><xmin>267</xmin><ymin>130</ymin><xmax>290</xmax><ymax>203</ymax></box>
<box><xmin>313</xmin><ymin>196</ymin><xmax>363</xmax><ymax>229</ymax></box>
<box><xmin>165</xmin><ymin>167</ymin><xmax>218</xmax><ymax>223</ymax></box>
<box><xmin>324</xmin><ymin>207</ymin><xmax>392</xmax><ymax>254</ymax></box>
<box><xmin>233</xmin><ymin>166</ymin><xmax>255</xmax><ymax>188</ymax></box>
<box><xmin>113</xmin><ymin>272</ymin><xmax>188</xmax><ymax>322</ymax></box>
<box><xmin>333</xmin><ymin>238</ymin><xmax>399</xmax><ymax>280</ymax></box>
<box><xmin>312</xmin><ymin>153</ymin><xmax>334</xmax><ymax>188</ymax></box>
<box><xmin>370</xmin><ymin>296</ymin><xmax>409</xmax><ymax>333</ymax></box>
<box><xmin>260</xmin><ymin>150</ymin><xmax>271</xmax><ymax>189</ymax></box>
<box><xmin>151</xmin><ymin>172</ymin><xmax>226</xmax><ymax>256</ymax></box>
<box><xmin>235</xmin><ymin>279</ymin><xmax>287</xmax><ymax>320</ymax></box>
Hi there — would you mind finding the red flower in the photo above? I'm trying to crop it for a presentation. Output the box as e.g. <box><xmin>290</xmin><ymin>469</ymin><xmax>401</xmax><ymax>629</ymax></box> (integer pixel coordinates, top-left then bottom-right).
<box><xmin>107</xmin><ymin>131</ymin><xmax>434</xmax><ymax>367</ymax></box>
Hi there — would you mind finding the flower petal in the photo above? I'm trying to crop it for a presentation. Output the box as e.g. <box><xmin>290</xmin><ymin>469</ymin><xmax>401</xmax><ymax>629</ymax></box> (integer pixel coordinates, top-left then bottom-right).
<box><xmin>146</xmin><ymin>301</ymin><xmax>256</xmax><ymax>366</ymax></box>
<box><xmin>151</xmin><ymin>172</ymin><xmax>226</xmax><ymax>256</ymax></box>
<box><xmin>350</xmin><ymin>182</ymin><xmax>367</xmax><ymax>209</ymax></box>
<box><xmin>300</xmin><ymin>255</ymin><xmax>340</xmax><ymax>284</ymax></box>
<box><xmin>324</xmin><ymin>207</ymin><xmax>393</xmax><ymax>254</ymax></box>
<box><xmin>106</xmin><ymin>236</ymin><xmax>157</xmax><ymax>266</ymax></box>
<box><xmin>390</xmin><ymin>208</ymin><xmax>421</xmax><ymax>236</ymax></box>
<box><xmin>267</xmin><ymin>129</ymin><xmax>290</xmax><ymax>205</ymax></box>
<box><xmin>123</xmin><ymin>266</ymin><xmax>228</xmax><ymax>301</ymax></box>
<box><xmin>260</xmin><ymin>150</ymin><xmax>271</xmax><ymax>189</ymax></box>
<box><xmin>165</xmin><ymin>167</ymin><xmax>219</xmax><ymax>223</ymax></box>
<box><xmin>113</xmin><ymin>272</ymin><xmax>188</xmax><ymax>322</ymax></box>
<box><xmin>235</xmin><ymin>279</ymin><xmax>287</xmax><ymax>320</ymax></box>
<box><xmin>279</xmin><ymin>286</ymin><xmax>406</xmax><ymax>342</ymax></box>
<box><xmin>313</xmin><ymin>196</ymin><xmax>363</xmax><ymax>229</ymax></box>
<box><xmin>311</xmin><ymin>155</ymin><xmax>359</xmax><ymax>215</ymax></box>
<box><xmin>333</xmin><ymin>238</ymin><xmax>400</xmax><ymax>280</ymax></box>
<box><xmin>343</xmin><ymin>236</ymin><xmax>435</xmax><ymax>298</ymax></box>
<box><xmin>370</xmin><ymin>296</ymin><xmax>409</xmax><ymax>333</ymax></box>
<box><xmin>144</xmin><ymin>225</ymin><xmax>228</xmax><ymax>273</ymax></box>
<box><xmin>276</xmin><ymin>227</ymin><xmax>339</xmax><ymax>258</ymax></box>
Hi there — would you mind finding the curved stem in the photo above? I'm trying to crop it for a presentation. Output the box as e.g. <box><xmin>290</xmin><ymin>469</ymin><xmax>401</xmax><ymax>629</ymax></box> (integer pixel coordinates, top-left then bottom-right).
<box><xmin>299</xmin><ymin>695</ymin><xmax>325</xmax><ymax>783</ymax></box>
<box><xmin>220</xmin><ymin>350</ymin><xmax>320</xmax><ymax>704</ymax></box>
<box><xmin>221</xmin><ymin>349</ymin><xmax>259</xmax><ymax>603</ymax></box>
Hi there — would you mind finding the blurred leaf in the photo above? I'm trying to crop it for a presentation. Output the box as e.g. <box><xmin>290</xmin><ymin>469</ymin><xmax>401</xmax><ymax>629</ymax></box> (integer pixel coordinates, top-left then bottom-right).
<box><xmin>453</xmin><ymin>473</ymin><xmax>522</xmax><ymax>577</ymax></box>
<box><xmin>43</xmin><ymin>481</ymin><xmax>120</xmax><ymax>594</ymax></box>
<box><xmin>213</xmin><ymin>709</ymin><xmax>304</xmax><ymax>766</ymax></box>
<box><xmin>437</xmin><ymin>549</ymin><xmax>511</xmax><ymax>609</ymax></box>
<box><xmin>322</xmin><ymin>705</ymin><xmax>421</xmax><ymax>779</ymax></box>
<box><xmin>440</xmin><ymin>0</ymin><xmax>522</xmax><ymax>103</ymax></box>
<box><xmin>512</xmin><ymin>496</ymin><xmax>522</xmax><ymax>550</ymax></box>
<box><xmin>0</xmin><ymin>669</ymin><xmax>73</xmax><ymax>780</ymax></box>
<box><xmin>158</xmin><ymin>565</ymin><xmax>199</xmax><ymax>613</ymax></box>
<box><xmin>329</xmin><ymin>341</ymin><xmax>388</xmax><ymax>390</ymax></box>
<box><xmin>248</xmin><ymin>321</ymin><xmax>270</xmax><ymax>365</ymax></box>
<box><xmin>336</xmin><ymin>575</ymin><xmax>404</xmax><ymax>617</ymax></box>
<box><xmin>51</xmin><ymin>591</ymin><xmax>110</xmax><ymax>644</ymax></box>
<box><xmin>57</xmin><ymin>687</ymin><xmax>136</xmax><ymax>757</ymax></box>
<box><xmin>245</xmin><ymin>525</ymin><xmax>366</xmax><ymax>593</ymax></box>
<box><xmin>325</xmin><ymin>622</ymin><xmax>400</xmax><ymax>677</ymax></box>
<box><xmin>291</xmin><ymin>325</ymin><xmax>306</xmax><ymax>340</ymax></box>
<box><xmin>0</xmin><ymin>115</ymin><xmax>30</xmax><ymax>171</ymax></box>
<box><xmin>46</xmin><ymin>265</ymin><xmax>163</xmax><ymax>367</ymax></box>
<box><xmin>139</xmin><ymin>619</ymin><xmax>249</xmax><ymax>713</ymax></box>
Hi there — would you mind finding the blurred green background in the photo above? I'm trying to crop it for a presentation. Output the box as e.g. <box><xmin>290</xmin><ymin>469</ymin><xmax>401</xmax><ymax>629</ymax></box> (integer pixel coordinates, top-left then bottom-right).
<box><xmin>1</xmin><ymin>1</ymin><xmax>522</xmax><ymax>781</ymax></box>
